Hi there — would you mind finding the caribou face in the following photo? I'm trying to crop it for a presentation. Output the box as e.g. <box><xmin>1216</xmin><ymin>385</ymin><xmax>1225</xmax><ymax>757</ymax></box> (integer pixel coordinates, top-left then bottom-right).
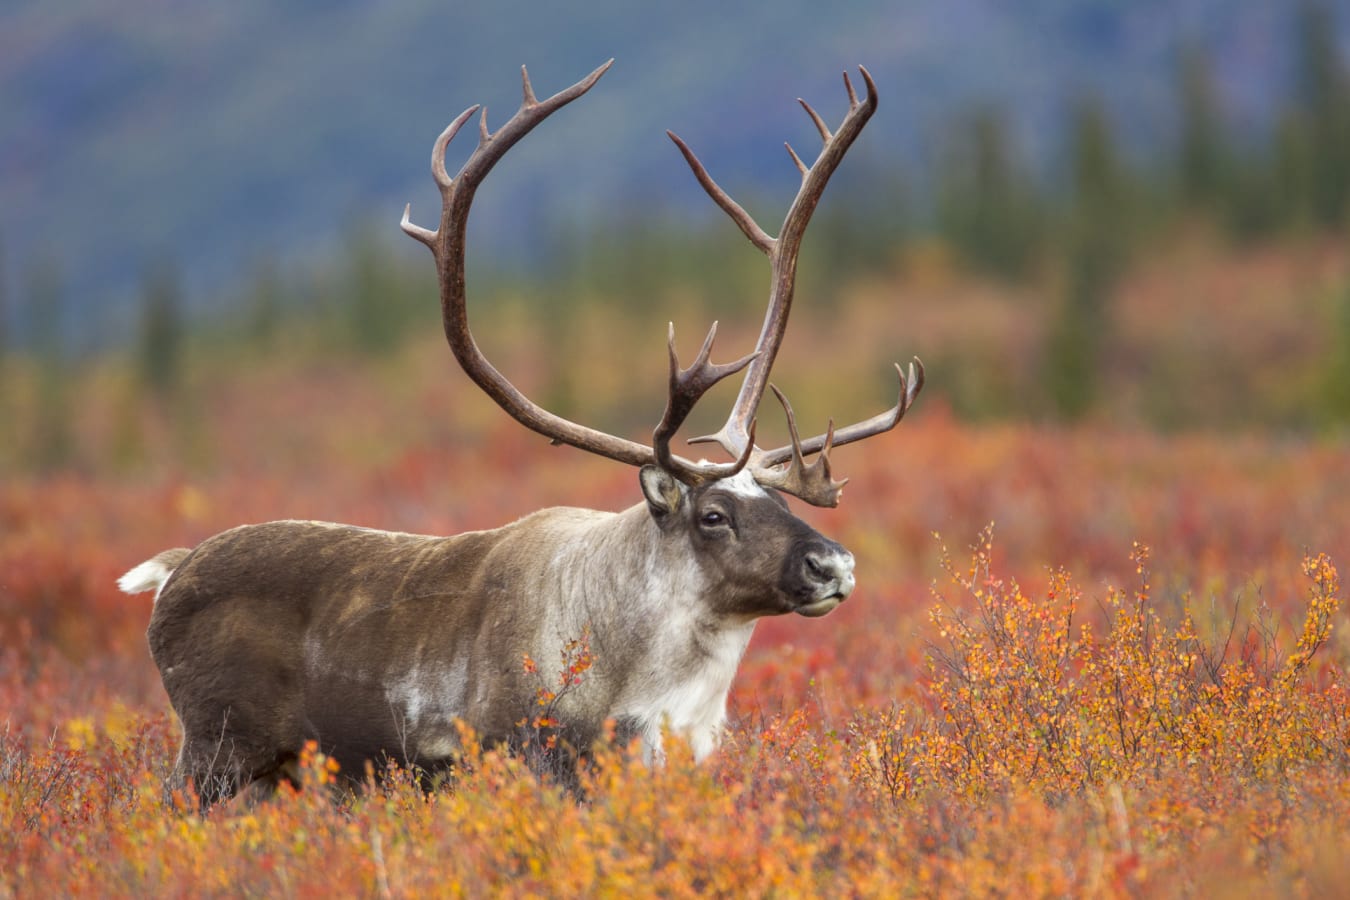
<box><xmin>640</xmin><ymin>467</ymin><xmax>855</xmax><ymax>621</ymax></box>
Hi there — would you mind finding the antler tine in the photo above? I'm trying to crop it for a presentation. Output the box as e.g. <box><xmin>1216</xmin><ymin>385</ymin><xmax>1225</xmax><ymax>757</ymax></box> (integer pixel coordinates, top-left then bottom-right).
<box><xmin>434</xmin><ymin>105</ymin><xmax>481</xmax><ymax>191</ymax></box>
<box><xmin>755</xmin><ymin>358</ymin><xmax>925</xmax><ymax>470</ymax></box>
<box><xmin>401</xmin><ymin>105</ymin><xmax>482</xmax><ymax>250</ymax></box>
<box><xmin>654</xmin><ymin>322</ymin><xmax>760</xmax><ymax>483</ymax></box>
<box><xmin>843</xmin><ymin>68</ymin><xmax>861</xmax><ymax>108</ymax></box>
<box><xmin>752</xmin><ymin>386</ymin><xmax>849</xmax><ymax>507</ymax></box>
<box><xmin>400</xmin><ymin>203</ymin><xmax>436</xmax><ymax>249</ymax></box>
<box><xmin>667</xmin><ymin>131</ymin><xmax>775</xmax><ymax>255</ymax></box>
<box><xmin>799</xmin><ymin>98</ymin><xmax>832</xmax><ymax>143</ymax></box>
<box><xmin>521</xmin><ymin>65</ymin><xmax>539</xmax><ymax>105</ymax></box>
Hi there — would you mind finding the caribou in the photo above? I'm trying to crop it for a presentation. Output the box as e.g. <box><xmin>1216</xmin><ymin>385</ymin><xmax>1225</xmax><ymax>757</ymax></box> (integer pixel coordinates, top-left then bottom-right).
<box><xmin>119</xmin><ymin>60</ymin><xmax>923</xmax><ymax>807</ymax></box>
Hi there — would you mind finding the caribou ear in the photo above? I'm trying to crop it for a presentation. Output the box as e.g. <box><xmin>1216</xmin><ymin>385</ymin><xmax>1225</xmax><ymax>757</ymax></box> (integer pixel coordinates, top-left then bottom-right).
<box><xmin>639</xmin><ymin>465</ymin><xmax>686</xmax><ymax>519</ymax></box>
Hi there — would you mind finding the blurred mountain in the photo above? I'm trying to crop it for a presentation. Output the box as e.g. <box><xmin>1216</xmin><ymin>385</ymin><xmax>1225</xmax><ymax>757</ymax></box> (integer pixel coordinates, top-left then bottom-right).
<box><xmin>1</xmin><ymin>0</ymin><xmax>1344</xmax><ymax>346</ymax></box>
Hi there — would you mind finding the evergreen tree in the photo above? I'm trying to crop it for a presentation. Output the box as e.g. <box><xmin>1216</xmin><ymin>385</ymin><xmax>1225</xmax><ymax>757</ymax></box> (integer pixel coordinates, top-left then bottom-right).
<box><xmin>1045</xmin><ymin>97</ymin><xmax>1127</xmax><ymax>420</ymax></box>
<box><xmin>937</xmin><ymin>109</ymin><xmax>1041</xmax><ymax>280</ymax></box>
<box><xmin>0</xmin><ymin>232</ymin><xmax>8</xmax><ymax>362</ymax></box>
<box><xmin>802</xmin><ymin>167</ymin><xmax>909</xmax><ymax>289</ymax></box>
<box><xmin>140</xmin><ymin>262</ymin><xmax>184</xmax><ymax>399</ymax></box>
<box><xmin>1177</xmin><ymin>46</ymin><xmax>1225</xmax><ymax>210</ymax></box>
<box><xmin>246</xmin><ymin>257</ymin><xmax>283</xmax><ymax>351</ymax></box>
<box><xmin>343</xmin><ymin>225</ymin><xmax>410</xmax><ymax>356</ymax></box>
<box><xmin>1044</xmin><ymin>237</ymin><xmax>1114</xmax><ymax>420</ymax></box>
<box><xmin>27</xmin><ymin>259</ymin><xmax>73</xmax><ymax>468</ymax></box>
<box><xmin>0</xmin><ymin>233</ymin><xmax>8</xmax><ymax>395</ymax></box>
<box><xmin>1323</xmin><ymin>279</ymin><xmax>1350</xmax><ymax>424</ymax></box>
<box><xmin>1291</xmin><ymin>2</ymin><xmax>1350</xmax><ymax>226</ymax></box>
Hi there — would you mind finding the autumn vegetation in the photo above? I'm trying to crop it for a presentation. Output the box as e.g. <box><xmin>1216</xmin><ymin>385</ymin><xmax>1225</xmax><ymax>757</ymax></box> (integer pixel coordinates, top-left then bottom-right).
<box><xmin>4</xmin><ymin>9</ymin><xmax>1350</xmax><ymax>895</ymax></box>
<box><xmin>3</xmin><ymin>223</ymin><xmax>1349</xmax><ymax>894</ymax></box>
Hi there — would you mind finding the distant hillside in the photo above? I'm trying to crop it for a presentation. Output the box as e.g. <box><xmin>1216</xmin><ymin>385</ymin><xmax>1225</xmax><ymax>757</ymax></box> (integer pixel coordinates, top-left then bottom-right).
<box><xmin>1</xmin><ymin>0</ymin><xmax>1342</xmax><ymax>346</ymax></box>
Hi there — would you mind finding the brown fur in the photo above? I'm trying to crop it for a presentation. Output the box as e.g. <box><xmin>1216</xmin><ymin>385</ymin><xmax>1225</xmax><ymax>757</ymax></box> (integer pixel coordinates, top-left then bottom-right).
<box><xmin>126</xmin><ymin>468</ymin><xmax>855</xmax><ymax>807</ymax></box>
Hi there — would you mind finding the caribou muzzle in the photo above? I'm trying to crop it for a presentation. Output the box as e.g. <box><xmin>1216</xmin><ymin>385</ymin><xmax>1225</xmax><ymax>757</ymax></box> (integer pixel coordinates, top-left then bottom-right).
<box><xmin>792</xmin><ymin>542</ymin><xmax>856</xmax><ymax>617</ymax></box>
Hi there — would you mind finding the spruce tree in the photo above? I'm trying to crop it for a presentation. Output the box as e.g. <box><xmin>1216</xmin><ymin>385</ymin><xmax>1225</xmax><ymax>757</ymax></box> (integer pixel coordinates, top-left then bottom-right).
<box><xmin>27</xmin><ymin>260</ymin><xmax>73</xmax><ymax>468</ymax></box>
<box><xmin>1045</xmin><ymin>97</ymin><xmax>1127</xmax><ymax>420</ymax></box>
<box><xmin>937</xmin><ymin>110</ymin><xmax>1039</xmax><ymax>280</ymax></box>
<box><xmin>1292</xmin><ymin>2</ymin><xmax>1350</xmax><ymax>226</ymax></box>
<box><xmin>1178</xmin><ymin>46</ymin><xmax>1224</xmax><ymax>210</ymax></box>
<box><xmin>140</xmin><ymin>262</ymin><xmax>183</xmax><ymax>400</ymax></box>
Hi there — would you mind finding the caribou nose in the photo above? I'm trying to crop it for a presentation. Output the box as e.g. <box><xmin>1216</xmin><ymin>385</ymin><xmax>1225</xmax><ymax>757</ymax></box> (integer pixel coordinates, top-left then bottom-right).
<box><xmin>803</xmin><ymin>548</ymin><xmax>857</xmax><ymax>599</ymax></box>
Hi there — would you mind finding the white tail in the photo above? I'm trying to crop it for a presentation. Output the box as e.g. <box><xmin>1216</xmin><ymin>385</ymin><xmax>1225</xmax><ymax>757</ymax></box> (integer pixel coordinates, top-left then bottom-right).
<box><xmin>118</xmin><ymin>548</ymin><xmax>190</xmax><ymax>597</ymax></box>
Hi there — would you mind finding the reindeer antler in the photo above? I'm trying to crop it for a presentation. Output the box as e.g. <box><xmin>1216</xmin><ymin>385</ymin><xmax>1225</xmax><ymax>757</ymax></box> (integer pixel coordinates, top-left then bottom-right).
<box><xmin>404</xmin><ymin>63</ymin><xmax>923</xmax><ymax>506</ymax></box>
<box><xmin>672</xmin><ymin>67</ymin><xmax>924</xmax><ymax>506</ymax></box>
<box><xmin>404</xmin><ymin>62</ymin><xmax>755</xmax><ymax>482</ymax></box>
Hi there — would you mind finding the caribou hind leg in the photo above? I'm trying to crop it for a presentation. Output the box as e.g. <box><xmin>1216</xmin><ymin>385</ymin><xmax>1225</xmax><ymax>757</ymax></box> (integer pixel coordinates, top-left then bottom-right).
<box><xmin>163</xmin><ymin>740</ymin><xmax>244</xmax><ymax>812</ymax></box>
<box><xmin>169</xmin><ymin>726</ymin><xmax>302</xmax><ymax>813</ymax></box>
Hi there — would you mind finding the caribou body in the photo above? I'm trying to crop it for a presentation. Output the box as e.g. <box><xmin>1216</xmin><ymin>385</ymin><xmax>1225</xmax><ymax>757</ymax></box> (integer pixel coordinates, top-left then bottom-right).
<box><xmin>120</xmin><ymin>61</ymin><xmax>922</xmax><ymax>807</ymax></box>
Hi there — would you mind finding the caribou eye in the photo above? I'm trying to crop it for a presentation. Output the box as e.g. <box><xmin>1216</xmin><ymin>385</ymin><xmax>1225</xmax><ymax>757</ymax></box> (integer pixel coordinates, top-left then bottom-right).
<box><xmin>699</xmin><ymin>510</ymin><xmax>728</xmax><ymax>528</ymax></box>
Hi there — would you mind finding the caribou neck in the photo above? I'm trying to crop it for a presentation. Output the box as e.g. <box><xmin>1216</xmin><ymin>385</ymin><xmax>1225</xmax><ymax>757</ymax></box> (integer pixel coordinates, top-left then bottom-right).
<box><xmin>535</xmin><ymin>502</ymin><xmax>756</xmax><ymax>761</ymax></box>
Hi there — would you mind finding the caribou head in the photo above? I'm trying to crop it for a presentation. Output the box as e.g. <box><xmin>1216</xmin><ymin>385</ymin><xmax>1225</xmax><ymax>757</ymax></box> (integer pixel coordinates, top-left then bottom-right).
<box><xmin>119</xmin><ymin>61</ymin><xmax>922</xmax><ymax>808</ymax></box>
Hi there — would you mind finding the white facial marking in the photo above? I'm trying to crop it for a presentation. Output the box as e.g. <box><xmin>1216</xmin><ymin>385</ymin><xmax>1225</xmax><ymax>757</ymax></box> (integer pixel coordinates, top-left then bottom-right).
<box><xmin>716</xmin><ymin>469</ymin><xmax>769</xmax><ymax>499</ymax></box>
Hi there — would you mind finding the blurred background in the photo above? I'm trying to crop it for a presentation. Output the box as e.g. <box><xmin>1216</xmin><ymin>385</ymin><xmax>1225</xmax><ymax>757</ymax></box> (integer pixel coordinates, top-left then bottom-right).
<box><xmin>3</xmin><ymin>0</ymin><xmax>1350</xmax><ymax>476</ymax></box>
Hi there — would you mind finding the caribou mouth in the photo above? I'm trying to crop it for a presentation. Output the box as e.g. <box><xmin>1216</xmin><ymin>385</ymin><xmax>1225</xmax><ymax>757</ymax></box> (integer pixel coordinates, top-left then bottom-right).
<box><xmin>794</xmin><ymin>594</ymin><xmax>846</xmax><ymax>618</ymax></box>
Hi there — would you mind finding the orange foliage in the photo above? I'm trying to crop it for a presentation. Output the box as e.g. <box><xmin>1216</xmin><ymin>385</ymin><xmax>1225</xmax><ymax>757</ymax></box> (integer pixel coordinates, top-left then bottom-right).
<box><xmin>2</xmin><ymin>412</ymin><xmax>1348</xmax><ymax>895</ymax></box>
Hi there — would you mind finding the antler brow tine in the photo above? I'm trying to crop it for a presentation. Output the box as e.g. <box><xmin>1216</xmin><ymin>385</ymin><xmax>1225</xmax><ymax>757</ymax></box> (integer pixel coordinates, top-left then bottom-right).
<box><xmin>752</xmin><ymin>385</ymin><xmax>848</xmax><ymax>507</ymax></box>
<box><xmin>652</xmin><ymin>322</ymin><xmax>760</xmax><ymax>483</ymax></box>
